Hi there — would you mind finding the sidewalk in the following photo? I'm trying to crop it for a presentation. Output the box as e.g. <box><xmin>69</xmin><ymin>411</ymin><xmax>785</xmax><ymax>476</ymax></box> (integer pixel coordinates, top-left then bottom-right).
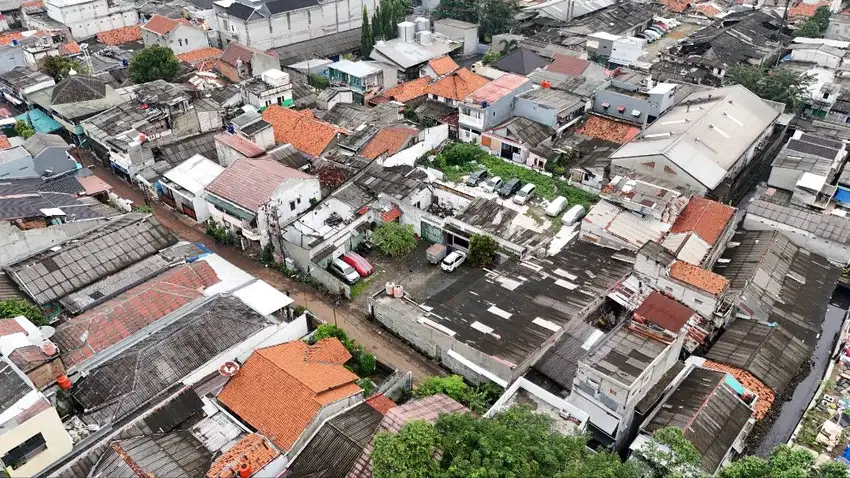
<box><xmin>83</xmin><ymin>158</ymin><xmax>444</xmax><ymax>381</ymax></box>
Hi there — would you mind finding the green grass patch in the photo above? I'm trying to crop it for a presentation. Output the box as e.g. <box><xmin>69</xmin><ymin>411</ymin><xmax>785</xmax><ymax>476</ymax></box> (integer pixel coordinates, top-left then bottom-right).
<box><xmin>350</xmin><ymin>271</ymin><xmax>382</xmax><ymax>299</ymax></box>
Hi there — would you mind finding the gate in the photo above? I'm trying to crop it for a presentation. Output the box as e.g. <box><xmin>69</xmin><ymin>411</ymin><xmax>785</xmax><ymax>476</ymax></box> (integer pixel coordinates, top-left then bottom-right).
<box><xmin>421</xmin><ymin>220</ymin><xmax>443</xmax><ymax>243</ymax></box>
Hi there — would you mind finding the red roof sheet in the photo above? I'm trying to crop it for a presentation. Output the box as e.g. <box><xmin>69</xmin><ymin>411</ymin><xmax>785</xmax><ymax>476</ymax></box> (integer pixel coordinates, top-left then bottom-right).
<box><xmin>634</xmin><ymin>291</ymin><xmax>694</xmax><ymax>333</ymax></box>
<box><xmin>77</xmin><ymin>175</ymin><xmax>112</xmax><ymax>196</ymax></box>
<box><xmin>425</xmin><ymin>68</ymin><xmax>489</xmax><ymax>101</ymax></box>
<box><xmin>143</xmin><ymin>14</ymin><xmax>184</xmax><ymax>35</ymax></box>
<box><xmin>177</xmin><ymin>47</ymin><xmax>223</xmax><ymax>65</ymax></box>
<box><xmin>262</xmin><ymin>106</ymin><xmax>344</xmax><ymax>157</ymax></box>
<box><xmin>670</xmin><ymin>196</ymin><xmax>735</xmax><ymax>246</ymax></box>
<box><xmin>669</xmin><ymin>260</ymin><xmax>729</xmax><ymax>296</ymax></box>
<box><xmin>58</xmin><ymin>42</ymin><xmax>81</xmax><ymax>56</ymax></box>
<box><xmin>428</xmin><ymin>55</ymin><xmax>459</xmax><ymax>76</ymax></box>
<box><xmin>52</xmin><ymin>262</ymin><xmax>220</xmax><ymax>367</ymax></box>
<box><xmin>215</xmin><ymin>133</ymin><xmax>266</xmax><ymax>158</ymax></box>
<box><xmin>0</xmin><ymin>32</ymin><xmax>24</xmax><ymax>46</ymax></box>
<box><xmin>359</xmin><ymin>127</ymin><xmax>418</xmax><ymax>160</ymax></box>
<box><xmin>0</xmin><ymin>134</ymin><xmax>11</xmax><ymax>150</ymax></box>
<box><xmin>96</xmin><ymin>25</ymin><xmax>142</xmax><ymax>46</ymax></box>
<box><xmin>217</xmin><ymin>339</ymin><xmax>360</xmax><ymax>451</ymax></box>
<box><xmin>205</xmin><ymin>158</ymin><xmax>314</xmax><ymax>212</ymax></box>
<box><xmin>366</xmin><ymin>394</ymin><xmax>396</xmax><ymax>415</ymax></box>
<box><xmin>380</xmin><ymin>205</ymin><xmax>401</xmax><ymax>222</ymax></box>
<box><xmin>695</xmin><ymin>3</ymin><xmax>721</xmax><ymax>17</ymax></box>
<box><xmin>546</xmin><ymin>54</ymin><xmax>590</xmax><ymax>76</ymax></box>
<box><xmin>465</xmin><ymin>73</ymin><xmax>530</xmax><ymax>103</ymax></box>
<box><xmin>788</xmin><ymin>0</ymin><xmax>828</xmax><ymax>17</ymax></box>
<box><xmin>664</xmin><ymin>0</ymin><xmax>691</xmax><ymax>13</ymax></box>
<box><xmin>0</xmin><ymin>318</ymin><xmax>25</xmax><ymax>337</ymax></box>
<box><xmin>381</xmin><ymin>77</ymin><xmax>431</xmax><ymax>103</ymax></box>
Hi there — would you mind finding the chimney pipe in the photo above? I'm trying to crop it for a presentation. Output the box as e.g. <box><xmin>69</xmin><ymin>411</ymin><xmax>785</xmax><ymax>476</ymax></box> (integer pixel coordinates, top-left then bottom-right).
<box><xmin>238</xmin><ymin>461</ymin><xmax>253</xmax><ymax>478</ymax></box>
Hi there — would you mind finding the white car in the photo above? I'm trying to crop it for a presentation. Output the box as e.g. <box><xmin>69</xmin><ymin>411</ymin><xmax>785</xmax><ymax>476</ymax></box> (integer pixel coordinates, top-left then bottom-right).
<box><xmin>441</xmin><ymin>250</ymin><xmax>467</xmax><ymax>272</ymax></box>
<box><xmin>483</xmin><ymin>176</ymin><xmax>503</xmax><ymax>193</ymax></box>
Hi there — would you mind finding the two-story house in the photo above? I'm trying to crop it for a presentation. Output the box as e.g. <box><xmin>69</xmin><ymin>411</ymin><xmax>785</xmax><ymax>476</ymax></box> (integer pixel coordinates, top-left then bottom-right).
<box><xmin>458</xmin><ymin>73</ymin><xmax>532</xmax><ymax>144</ymax></box>
<box><xmin>568</xmin><ymin>319</ymin><xmax>686</xmax><ymax>449</ymax></box>
<box><xmin>327</xmin><ymin>59</ymin><xmax>397</xmax><ymax>104</ymax></box>
<box><xmin>216</xmin><ymin>42</ymin><xmax>279</xmax><ymax>83</ymax></box>
<box><xmin>45</xmin><ymin>0</ymin><xmax>138</xmax><ymax>38</ymax></box>
<box><xmin>240</xmin><ymin>68</ymin><xmax>294</xmax><ymax>109</ymax></box>
<box><xmin>141</xmin><ymin>15</ymin><xmax>208</xmax><ymax>55</ymax></box>
<box><xmin>592</xmin><ymin>72</ymin><xmax>678</xmax><ymax>125</ymax></box>
<box><xmin>204</xmin><ymin>158</ymin><xmax>320</xmax><ymax>249</ymax></box>
<box><xmin>514</xmin><ymin>86</ymin><xmax>585</xmax><ymax>132</ymax></box>
<box><xmin>0</xmin><ymin>357</ymin><xmax>74</xmax><ymax>477</ymax></box>
<box><xmin>211</xmin><ymin>0</ymin><xmax>374</xmax><ymax>52</ymax></box>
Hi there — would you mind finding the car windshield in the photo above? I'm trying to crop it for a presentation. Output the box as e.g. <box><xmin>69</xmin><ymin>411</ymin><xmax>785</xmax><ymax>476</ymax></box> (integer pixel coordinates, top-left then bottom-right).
<box><xmin>339</xmin><ymin>262</ymin><xmax>355</xmax><ymax>274</ymax></box>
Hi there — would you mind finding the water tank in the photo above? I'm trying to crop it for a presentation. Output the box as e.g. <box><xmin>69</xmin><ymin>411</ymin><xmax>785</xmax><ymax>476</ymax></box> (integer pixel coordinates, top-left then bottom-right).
<box><xmin>414</xmin><ymin>16</ymin><xmax>430</xmax><ymax>32</ymax></box>
<box><xmin>385</xmin><ymin>282</ymin><xmax>395</xmax><ymax>295</ymax></box>
<box><xmin>262</xmin><ymin>68</ymin><xmax>291</xmax><ymax>87</ymax></box>
<box><xmin>393</xmin><ymin>285</ymin><xmax>404</xmax><ymax>298</ymax></box>
<box><xmin>417</xmin><ymin>31</ymin><xmax>432</xmax><ymax>45</ymax></box>
<box><xmin>398</xmin><ymin>21</ymin><xmax>415</xmax><ymax>43</ymax></box>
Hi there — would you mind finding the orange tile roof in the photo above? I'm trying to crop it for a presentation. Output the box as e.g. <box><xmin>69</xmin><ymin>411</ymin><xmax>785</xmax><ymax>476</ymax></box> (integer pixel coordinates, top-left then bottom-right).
<box><xmin>206</xmin><ymin>434</ymin><xmax>280</xmax><ymax>478</ymax></box>
<box><xmin>695</xmin><ymin>3</ymin><xmax>721</xmax><ymax>17</ymax></box>
<box><xmin>702</xmin><ymin>360</ymin><xmax>774</xmax><ymax>419</ymax></box>
<box><xmin>143</xmin><ymin>14</ymin><xmax>184</xmax><ymax>36</ymax></box>
<box><xmin>360</xmin><ymin>127</ymin><xmax>418</xmax><ymax>160</ymax></box>
<box><xmin>262</xmin><ymin>105</ymin><xmax>345</xmax><ymax>157</ymax></box>
<box><xmin>21</xmin><ymin>0</ymin><xmax>43</xmax><ymax>7</ymax></box>
<box><xmin>428</xmin><ymin>55</ymin><xmax>459</xmax><ymax>76</ymax></box>
<box><xmin>425</xmin><ymin>68</ymin><xmax>488</xmax><ymax>101</ymax></box>
<box><xmin>217</xmin><ymin>339</ymin><xmax>360</xmax><ymax>451</ymax></box>
<box><xmin>788</xmin><ymin>0</ymin><xmax>828</xmax><ymax>17</ymax></box>
<box><xmin>577</xmin><ymin>115</ymin><xmax>641</xmax><ymax>144</ymax></box>
<box><xmin>670</xmin><ymin>196</ymin><xmax>735</xmax><ymax>246</ymax></box>
<box><xmin>664</xmin><ymin>0</ymin><xmax>690</xmax><ymax>12</ymax></box>
<box><xmin>669</xmin><ymin>260</ymin><xmax>729</xmax><ymax>296</ymax></box>
<box><xmin>77</xmin><ymin>175</ymin><xmax>112</xmax><ymax>195</ymax></box>
<box><xmin>366</xmin><ymin>394</ymin><xmax>396</xmax><ymax>415</ymax></box>
<box><xmin>0</xmin><ymin>32</ymin><xmax>24</xmax><ymax>46</ymax></box>
<box><xmin>0</xmin><ymin>318</ymin><xmax>25</xmax><ymax>337</ymax></box>
<box><xmin>0</xmin><ymin>134</ymin><xmax>11</xmax><ymax>150</ymax></box>
<box><xmin>96</xmin><ymin>25</ymin><xmax>142</xmax><ymax>45</ymax></box>
<box><xmin>58</xmin><ymin>42</ymin><xmax>81</xmax><ymax>56</ymax></box>
<box><xmin>177</xmin><ymin>47</ymin><xmax>223</xmax><ymax>65</ymax></box>
<box><xmin>381</xmin><ymin>77</ymin><xmax>430</xmax><ymax>103</ymax></box>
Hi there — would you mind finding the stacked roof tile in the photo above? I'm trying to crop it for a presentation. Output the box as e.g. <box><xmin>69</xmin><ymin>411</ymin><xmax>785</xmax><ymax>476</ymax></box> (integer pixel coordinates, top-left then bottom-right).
<box><xmin>669</xmin><ymin>260</ymin><xmax>729</xmax><ymax>295</ymax></box>
<box><xmin>96</xmin><ymin>25</ymin><xmax>142</xmax><ymax>46</ymax></box>
<box><xmin>359</xmin><ymin>127</ymin><xmax>418</xmax><ymax>160</ymax></box>
<box><xmin>425</xmin><ymin>68</ymin><xmax>489</xmax><ymax>101</ymax></box>
<box><xmin>262</xmin><ymin>106</ymin><xmax>344</xmax><ymax>157</ymax></box>
<box><xmin>205</xmin><ymin>158</ymin><xmax>313</xmax><ymax>212</ymax></box>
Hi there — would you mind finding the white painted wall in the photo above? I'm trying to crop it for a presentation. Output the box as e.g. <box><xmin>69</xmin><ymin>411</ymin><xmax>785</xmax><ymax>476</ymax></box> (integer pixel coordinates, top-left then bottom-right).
<box><xmin>46</xmin><ymin>0</ymin><xmax>137</xmax><ymax>38</ymax></box>
<box><xmin>381</xmin><ymin>124</ymin><xmax>449</xmax><ymax>167</ymax></box>
<box><xmin>142</xmin><ymin>23</ymin><xmax>209</xmax><ymax>55</ymax></box>
<box><xmin>0</xmin><ymin>401</ymin><xmax>73</xmax><ymax>477</ymax></box>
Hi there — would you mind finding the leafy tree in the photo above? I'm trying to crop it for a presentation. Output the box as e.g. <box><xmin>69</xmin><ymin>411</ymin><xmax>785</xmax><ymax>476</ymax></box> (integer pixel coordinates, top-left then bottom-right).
<box><xmin>41</xmin><ymin>55</ymin><xmax>88</xmax><ymax>81</ymax></box>
<box><xmin>719</xmin><ymin>445</ymin><xmax>846</xmax><ymax>478</ymax></box>
<box><xmin>413</xmin><ymin>375</ymin><xmax>469</xmax><ymax>401</ymax></box>
<box><xmin>372</xmin><ymin>406</ymin><xmax>638</xmax><ymax>478</ymax></box>
<box><xmin>724</xmin><ymin>65</ymin><xmax>814</xmax><ymax>111</ymax></box>
<box><xmin>0</xmin><ymin>299</ymin><xmax>46</xmax><ymax>326</ymax></box>
<box><xmin>372</xmin><ymin>6</ymin><xmax>383</xmax><ymax>40</ymax></box>
<box><xmin>637</xmin><ymin>427</ymin><xmax>704</xmax><ymax>477</ymax></box>
<box><xmin>308</xmin><ymin>73</ymin><xmax>330</xmax><ymax>89</ymax></box>
<box><xmin>312</xmin><ymin>323</ymin><xmax>352</xmax><ymax>346</ymax></box>
<box><xmin>795</xmin><ymin>6</ymin><xmax>831</xmax><ymax>38</ymax></box>
<box><xmin>372</xmin><ymin>222</ymin><xmax>417</xmax><ymax>258</ymax></box>
<box><xmin>13</xmin><ymin>120</ymin><xmax>34</xmax><ymax>139</ymax></box>
<box><xmin>435</xmin><ymin>0</ymin><xmax>518</xmax><ymax>41</ymax></box>
<box><xmin>441</xmin><ymin>142</ymin><xmax>487</xmax><ymax>166</ymax></box>
<box><xmin>372</xmin><ymin>421</ymin><xmax>440</xmax><ymax>478</ymax></box>
<box><xmin>482</xmin><ymin>50</ymin><xmax>501</xmax><ymax>65</ymax></box>
<box><xmin>129</xmin><ymin>45</ymin><xmax>180</xmax><ymax>84</ymax></box>
<box><xmin>361</xmin><ymin>6</ymin><xmax>374</xmax><ymax>58</ymax></box>
<box><xmin>310</xmin><ymin>324</ymin><xmax>376</xmax><ymax>377</ymax></box>
<box><xmin>468</xmin><ymin>234</ymin><xmax>498</xmax><ymax>267</ymax></box>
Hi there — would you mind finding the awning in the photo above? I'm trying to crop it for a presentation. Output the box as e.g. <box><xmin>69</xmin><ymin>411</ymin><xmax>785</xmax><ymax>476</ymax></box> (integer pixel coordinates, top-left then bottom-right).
<box><xmin>567</xmin><ymin>392</ymin><xmax>620</xmax><ymax>436</ymax></box>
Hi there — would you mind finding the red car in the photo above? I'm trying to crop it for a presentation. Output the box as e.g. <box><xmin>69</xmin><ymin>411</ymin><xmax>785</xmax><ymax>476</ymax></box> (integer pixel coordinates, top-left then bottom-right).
<box><xmin>342</xmin><ymin>251</ymin><xmax>373</xmax><ymax>277</ymax></box>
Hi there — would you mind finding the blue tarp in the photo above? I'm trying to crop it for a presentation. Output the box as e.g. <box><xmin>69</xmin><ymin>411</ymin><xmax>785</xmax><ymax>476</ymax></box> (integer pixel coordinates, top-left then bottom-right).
<box><xmin>15</xmin><ymin>109</ymin><xmax>62</xmax><ymax>134</ymax></box>
<box><xmin>724</xmin><ymin>374</ymin><xmax>746</xmax><ymax>395</ymax></box>
<box><xmin>836</xmin><ymin>186</ymin><xmax>850</xmax><ymax>205</ymax></box>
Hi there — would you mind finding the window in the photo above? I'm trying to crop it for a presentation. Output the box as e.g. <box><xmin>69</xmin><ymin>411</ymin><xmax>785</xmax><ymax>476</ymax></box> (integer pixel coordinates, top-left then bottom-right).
<box><xmin>178</xmin><ymin>39</ymin><xmax>183</xmax><ymax>46</ymax></box>
<box><xmin>693</xmin><ymin>297</ymin><xmax>704</xmax><ymax>305</ymax></box>
<box><xmin>297</xmin><ymin>197</ymin><xmax>301</xmax><ymax>204</ymax></box>
<box><xmin>287</xmin><ymin>13</ymin><xmax>291</xmax><ymax>29</ymax></box>
<box><xmin>2</xmin><ymin>433</ymin><xmax>47</xmax><ymax>470</ymax></box>
<box><xmin>307</xmin><ymin>10</ymin><xmax>311</xmax><ymax>26</ymax></box>
<box><xmin>290</xmin><ymin>200</ymin><xmax>296</xmax><ymax>211</ymax></box>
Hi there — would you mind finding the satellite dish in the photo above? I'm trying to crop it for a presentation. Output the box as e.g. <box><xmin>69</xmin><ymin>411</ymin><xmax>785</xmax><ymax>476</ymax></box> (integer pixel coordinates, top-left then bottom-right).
<box><xmin>218</xmin><ymin>361</ymin><xmax>240</xmax><ymax>376</ymax></box>
<box><xmin>39</xmin><ymin>325</ymin><xmax>56</xmax><ymax>340</ymax></box>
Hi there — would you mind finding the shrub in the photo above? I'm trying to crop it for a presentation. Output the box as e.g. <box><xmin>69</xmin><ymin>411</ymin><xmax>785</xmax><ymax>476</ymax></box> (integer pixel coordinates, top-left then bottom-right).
<box><xmin>441</xmin><ymin>142</ymin><xmax>487</xmax><ymax>166</ymax></box>
<box><xmin>0</xmin><ymin>299</ymin><xmax>47</xmax><ymax>326</ymax></box>
<box><xmin>309</xmin><ymin>74</ymin><xmax>330</xmax><ymax>89</ymax></box>
<box><xmin>372</xmin><ymin>222</ymin><xmax>417</xmax><ymax>258</ymax></box>
<box><xmin>311</xmin><ymin>324</ymin><xmax>376</xmax><ymax>378</ymax></box>
<box><xmin>468</xmin><ymin>234</ymin><xmax>498</xmax><ymax>267</ymax></box>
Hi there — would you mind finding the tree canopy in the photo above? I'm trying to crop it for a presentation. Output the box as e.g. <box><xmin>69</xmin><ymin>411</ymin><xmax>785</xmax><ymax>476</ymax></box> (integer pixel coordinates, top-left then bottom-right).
<box><xmin>724</xmin><ymin>65</ymin><xmax>814</xmax><ymax>111</ymax></box>
<box><xmin>372</xmin><ymin>222</ymin><xmax>417</xmax><ymax>258</ymax></box>
<box><xmin>129</xmin><ymin>45</ymin><xmax>180</xmax><ymax>84</ymax></box>
<box><xmin>412</xmin><ymin>375</ymin><xmax>503</xmax><ymax>414</ymax></box>
<box><xmin>13</xmin><ymin>120</ymin><xmax>34</xmax><ymax>140</ymax></box>
<box><xmin>310</xmin><ymin>324</ymin><xmax>376</xmax><ymax>377</ymax></box>
<box><xmin>0</xmin><ymin>299</ymin><xmax>46</xmax><ymax>326</ymax></box>
<box><xmin>371</xmin><ymin>406</ymin><xmax>638</xmax><ymax>478</ymax></box>
<box><xmin>720</xmin><ymin>445</ymin><xmax>846</xmax><ymax>478</ymax></box>
<box><xmin>795</xmin><ymin>6</ymin><xmax>831</xmax><ymax>38</ymax></box>
<box><xmin>361</xmin><ymin>6</ymin><xmax>374</xmax><ymax>58</ymax></box>
<box><xmin>41</xmin><ymin>55</ymin><xmax>88</xmax><ymax>81</ymax></box>
<box><xmin>468</xmin><ymin>234</ymin><xmax>498</xmax><ymax>268</ymax></box>
<box><xmin>435</xmin><ymin>0</ymin><xmax>519</xmax><ymax>41</ymax></box>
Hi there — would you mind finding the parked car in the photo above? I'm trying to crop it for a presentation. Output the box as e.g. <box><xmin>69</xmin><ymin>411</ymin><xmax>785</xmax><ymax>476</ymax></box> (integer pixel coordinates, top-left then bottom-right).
<box><xmin>466</xmin><ymin>169</ymin><xmax>488</xmax><ymax>187</ymax></box>
<box><xmin>483</xmin><ymin>175</ymin><xmax>503</xmax><ymax>193</ymax></box>
<box><xmin>513</xmin><ymin>183</ymin><xmax>536</xmax><ymax>205</ymax></box>
<box><xmin>342</xmin><ymin>251</ymin><xmax>373</xmax><ymax>277</ymax></box>
<box><xmin>561</xmin><ymin>205</ymin><xmax>586</xmax><ymax>226</ymax></box>
<box><xmin>643</xmin><ymin>30</ymin><xmax>661</xmax><ymax>41</ymax></box>
<box><xmin>546</xmin><ymin>196</ymin><xmax>568</xmax><ymax>216</ymax></box>
<box><xmin>441</xmin><ymin>250</ymin><xmax>467</xmax><ymax>272</ymax></box>
<box><xmin>330</xmin><ymin>258</ymin><xmax>360</xmax><ymax>284</ymax></box>
<box><xmin>498</xmin><ymin>178</ymin><xmax>522</xmax><ymax>197</ymax></box>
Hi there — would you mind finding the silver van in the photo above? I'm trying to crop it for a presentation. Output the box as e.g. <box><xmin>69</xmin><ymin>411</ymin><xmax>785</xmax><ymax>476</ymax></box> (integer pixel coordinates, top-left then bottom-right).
<box><xmin>513</xmin><ymin>183</ymin><xmax>536</xmax><ymax>205</ymax></box>
<box><xmin>561</xmin><ymin>205</ymin><xmax>586</xmax><ymax>226</ymax></box>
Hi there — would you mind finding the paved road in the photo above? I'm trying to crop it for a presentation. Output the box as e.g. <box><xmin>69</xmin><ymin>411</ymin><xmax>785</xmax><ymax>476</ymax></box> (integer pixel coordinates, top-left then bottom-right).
<box><xmin>82</xmin><ymin>156</ymin><xmax>444</xmax><ymax>382</ymax></box>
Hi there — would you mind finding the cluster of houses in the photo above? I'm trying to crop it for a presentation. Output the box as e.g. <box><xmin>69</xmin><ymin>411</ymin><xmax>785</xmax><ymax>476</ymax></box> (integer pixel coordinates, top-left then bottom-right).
<box><xmin>1</xmin><ymin>0</ymin><xmax>850</xmax><ymax>474</ymax></box>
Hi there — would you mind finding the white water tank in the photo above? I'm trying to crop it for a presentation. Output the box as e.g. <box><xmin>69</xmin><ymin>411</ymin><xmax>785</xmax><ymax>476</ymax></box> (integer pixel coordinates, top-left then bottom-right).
<box><xmin>262</xmin><ymin>68</ymin><xmax>291</xmax><ymax>87</ymax></box>
<box><xmin>398</xmin><ymin>21</ymin><xmax>415</xmax><ymax>42</ymax></box>
<box><xmin>414</xmin><ymin>17</ymin><xmax>430</xmax><ymax>32</ymax></box>
<box><xmin>417</xmin><ymin>31</ymin><xmax>432</xmax><ymax>45</ymax></box>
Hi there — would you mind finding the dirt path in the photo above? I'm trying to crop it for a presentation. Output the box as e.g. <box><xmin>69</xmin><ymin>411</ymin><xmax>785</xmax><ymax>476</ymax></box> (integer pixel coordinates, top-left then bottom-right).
<box><xmin>82</xmin><ymin>156</ymin><xmax>444</xmax><ymax>382</ymax></box>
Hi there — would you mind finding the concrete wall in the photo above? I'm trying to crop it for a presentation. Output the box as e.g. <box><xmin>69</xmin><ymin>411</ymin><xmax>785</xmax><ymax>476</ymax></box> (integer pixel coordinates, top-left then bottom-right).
<box><xmin>593</xmin><ymin>89</ymin><xmax>654</xmax><ymax>125</ymax></box>
<box><xmin>289</xmin><ymin>392</ymin><xmax>362</xmax><ymax>457</ymax></box>
<box><xmin>46</xmin><ymin>0</ymin><xmax>137</xmax><ymax>38</ymax></box>
<box><xmin>514</xmin><ymin>94</ymin><xmax>563</xmax><ymax>128</ymax></box>
<box><xmin>744</xmin><ymin>211</ymin><xmax>850</xmax><ymax>265</ymax></box>
<box><xmin>656</xmin><ymin>275</ymin><xmax>719</xmax><ymax>319</ymax></box>
<box><xmin>433</xmin><ymin>21</ymin><xmax>478</xmax><ymax>56</ymax></box>
<box><xmin>380</xmin><ymin>123</ymin><xmax>448</xmax><ymax>167</ymax></box>
<box><xmin>611</xmin><ymin>153</ymin><xmax>709</xmax><ymax>196</ymax></box>
<box><xmin>306</xmin><ymin>262</ymin><xmax>351</xmax><ymax>298</ymax></box>
<box><xmin>215</xmin><ymin>0</ymin><xmax>375</xmax><ymax>51</ymax></box>
<box><xmin>142</xmin><ymin>24</ymin><xmax>209</xmax><ymax>55</ymax></box>
<box><xmin>272</xmin><ymin>178</ymin><xmax>321</xmax><ymax>225</ymax></box>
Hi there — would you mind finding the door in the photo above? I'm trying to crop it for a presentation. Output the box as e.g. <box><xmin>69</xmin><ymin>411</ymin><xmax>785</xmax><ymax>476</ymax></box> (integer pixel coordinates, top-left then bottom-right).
<box><xmin>421</xmin><ymin>221</ymin><xmax>443</xmax><ymax>243</ymax></box>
